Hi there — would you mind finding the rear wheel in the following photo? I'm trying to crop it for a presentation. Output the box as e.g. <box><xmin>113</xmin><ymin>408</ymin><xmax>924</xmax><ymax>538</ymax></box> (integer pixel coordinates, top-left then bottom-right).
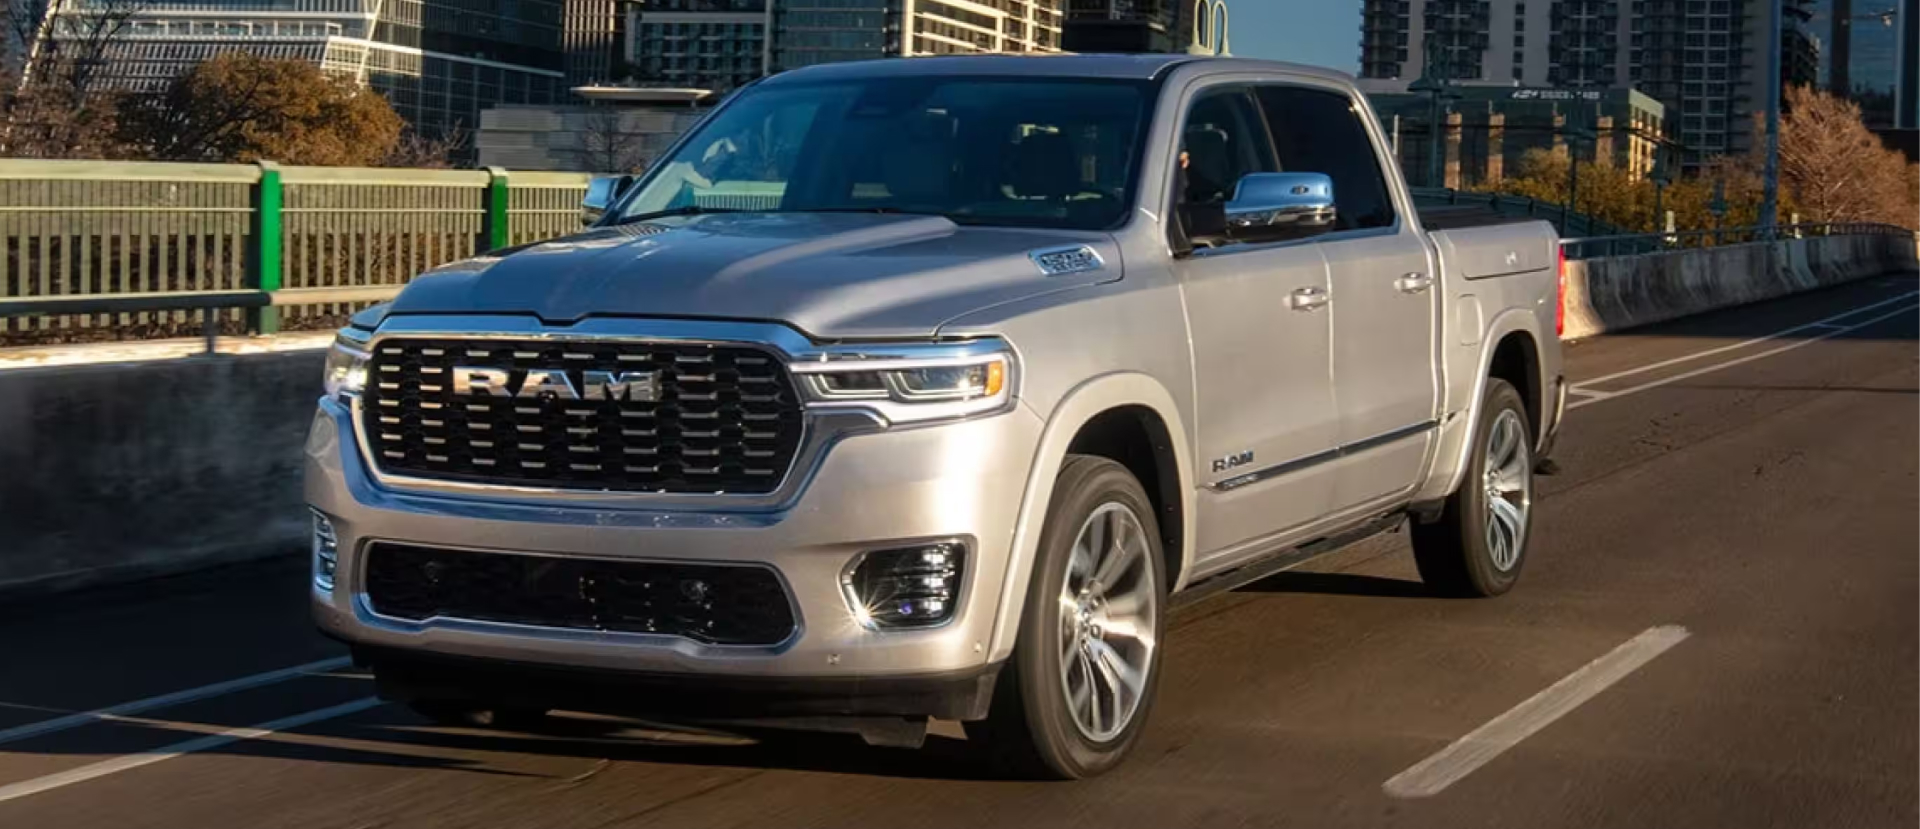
<box><xmin>968</xmin><ymin>455</ymin><xmax>1166</xmax><ymax>779</ymax></box>
<box><xmin>1412</xmin><ymin>378</ymin><xmax>1535</xmax><ymax>598</ymax></box>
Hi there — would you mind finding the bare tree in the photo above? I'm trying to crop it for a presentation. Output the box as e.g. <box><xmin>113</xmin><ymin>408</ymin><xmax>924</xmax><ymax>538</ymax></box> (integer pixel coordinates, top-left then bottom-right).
<box><xmin>2</xmin><ymin>0</ymin><xmax>149</xmax><ymax>157</ymax></box>
<box><xmin>383</xmin><ymin>123</ymin><xmax>470</xmax><ymax>169</ymax></box>
<box><xmin>1768</xmin><ymin>85</ymin><xmax>1920</xmax><ymax>227</ymax></box>
<box><xmin>575</xmin><ymin>106</ymin><xmax>649</xmax><ymax>174</ymax></box>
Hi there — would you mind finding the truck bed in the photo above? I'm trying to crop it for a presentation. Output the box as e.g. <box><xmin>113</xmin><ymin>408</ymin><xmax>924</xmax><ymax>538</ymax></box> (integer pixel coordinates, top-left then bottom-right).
<box><xmin>1416</xmin><ymin>203</ymin><xmax>1542</xmax><ymax>232</ymax></box>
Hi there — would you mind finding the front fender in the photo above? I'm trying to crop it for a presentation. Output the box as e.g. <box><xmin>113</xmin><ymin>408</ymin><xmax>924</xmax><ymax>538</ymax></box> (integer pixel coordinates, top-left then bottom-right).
<box><xmin>985</xmin><ymin>372</ymin><xmax>1195</xmax><ymax>664</ymax></box>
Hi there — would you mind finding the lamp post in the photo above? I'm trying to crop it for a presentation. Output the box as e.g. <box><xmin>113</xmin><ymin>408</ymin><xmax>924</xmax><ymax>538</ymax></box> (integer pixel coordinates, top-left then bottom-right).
<box><xmin>1650</xmin><ymin>149</ymin><xmax>1670</xmax><ymax>236</ymax></box>
<box><xmin>1759</xmin><ymin>0</ymin><xmax>1782</xmax><ymax>231</ymax></box>
<box><xmin>1563</xmin><ymin>116</ymin><xmax>1596</xmax><ymax>234</ymax></box>
<box><xmin>1409</xmin><ymin>58</ymin><xmax>1463</xmax><ymax>189</ymax></box>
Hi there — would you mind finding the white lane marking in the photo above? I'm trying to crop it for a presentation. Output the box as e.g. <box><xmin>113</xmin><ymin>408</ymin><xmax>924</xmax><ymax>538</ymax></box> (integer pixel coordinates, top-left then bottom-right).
<box><xmin>1383</xmin><ymin>625</ymin><xmax>1691</xmax><ymax>799</ymax></box>
<box><xmin>1573</xmin><ymin>289</ymin><xmax>1919</xmax><ymax>388</ymax></box>
<box><xmin>0</xmin><ymin>697</ymin><xmax>381</xmax><ymax>806</ymax></box>
<box><xmin>1570</xmin><ymin>303</ymin><xmax>1919</xmax><ymax>411</ymax></box>
<box><xmin>0</xmin><ymin>656</ymin><xmax>352</xmax><ymax>747</ymax></box>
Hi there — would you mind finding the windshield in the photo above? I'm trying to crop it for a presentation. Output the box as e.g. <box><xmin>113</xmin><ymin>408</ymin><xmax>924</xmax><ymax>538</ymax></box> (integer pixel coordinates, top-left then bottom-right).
<box><xmin>615</xmin><ymin>77</ymin><xmax>1151</xmax><ymax>230</ymax></box>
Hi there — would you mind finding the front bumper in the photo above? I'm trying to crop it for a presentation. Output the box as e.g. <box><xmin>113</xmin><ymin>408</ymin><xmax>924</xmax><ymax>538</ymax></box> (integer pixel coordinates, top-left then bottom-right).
<box><xmin>306</xmin><ymin>395</ymin><xmax>1044</xmax><ymax>687</ymax></box>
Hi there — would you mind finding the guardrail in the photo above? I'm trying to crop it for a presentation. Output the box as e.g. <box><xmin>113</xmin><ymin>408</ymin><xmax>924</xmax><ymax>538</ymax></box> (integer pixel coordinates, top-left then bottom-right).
<box><xmin>1561</xmin><ymin>222</ymin><xmax>1918</xmax><ymax>260</ymax></box>
<box><xmin>0</xmin><ymin>159</ymin><xmax>590</xmax><ymax>346</ymax></box>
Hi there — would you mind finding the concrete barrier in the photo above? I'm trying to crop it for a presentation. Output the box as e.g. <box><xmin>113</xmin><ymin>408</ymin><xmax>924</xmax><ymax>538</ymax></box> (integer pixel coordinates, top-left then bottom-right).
<box><xmin>0</xmin><ymin>351</ymin><xmax>323</xmax><ymax>596</ymax></box>
<box><xmin>1561</xmin><ymin>233</ymin><xmax>1920</xmax><ymax>339</ymax></box>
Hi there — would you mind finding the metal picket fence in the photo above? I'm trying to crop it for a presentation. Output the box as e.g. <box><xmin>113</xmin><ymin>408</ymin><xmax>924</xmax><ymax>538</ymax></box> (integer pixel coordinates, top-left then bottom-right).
<box><xmin>0</xmin><ymin>160</ymin><xmax>591</xmax><ymax>346</ymax></box>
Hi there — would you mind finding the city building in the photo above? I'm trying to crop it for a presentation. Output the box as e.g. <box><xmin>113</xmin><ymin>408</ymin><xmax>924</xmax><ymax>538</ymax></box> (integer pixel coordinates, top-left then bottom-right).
<box><xmin>1817</xmin><ymin>0</ymin><xmax>1913</xmax><ymax>128</ymax></box>
<box><xmin>768</xmin><ymin>0</ymin><xmax>1064</xmax><ymax>72</ymax></box>
<box><xmin>1062</xmin><ymin>0</ymin><xmax>1190</xmax><ymax>54</ymax></box>
<box><xmin>624</xmin><ymin>0</ymin><xmax>1066</xmax><ymax>90</ymax></box>
<box><xmin>626</xmin><ymin>0</ymin><xmax>767</xmax><ymax>93</ymax></box>
<box><xmin>477</xmin><ymin>87</ymin><xmax>712</xmax><ymax>171</ymax></box>
<box><xmin>1359</xmin><ymin>0</ymin><xmax>1822</xmax><ymax>170</ymax></box>
<box><xmin>566</xmin><ymin>0</ymin><xmax>624</xmax><ymax>84</ymax></box>
<box><xmin>1363</xmin><ymin>80</ymin><xmax>1667</xmax><ymax>188</ymax></box>
<box><xmin>36</xmin><ymin>0</ymin><xmax>624</xmax><ymax>145</ymax></box>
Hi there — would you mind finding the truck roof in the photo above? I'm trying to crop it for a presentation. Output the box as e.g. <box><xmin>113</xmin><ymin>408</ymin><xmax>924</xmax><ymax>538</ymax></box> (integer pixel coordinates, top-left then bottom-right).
<box><xmin>763</xmin><ymin>54</ymin><xmax>1356</xmax><ymax>85</ymax></box>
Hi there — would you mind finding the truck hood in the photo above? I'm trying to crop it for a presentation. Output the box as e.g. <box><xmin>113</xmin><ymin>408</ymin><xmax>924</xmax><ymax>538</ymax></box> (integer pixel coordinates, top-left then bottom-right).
<box><xmin>386</xmin><ymin>213</ymin><xmax>1121</xmax><ymax>340</ymax></box>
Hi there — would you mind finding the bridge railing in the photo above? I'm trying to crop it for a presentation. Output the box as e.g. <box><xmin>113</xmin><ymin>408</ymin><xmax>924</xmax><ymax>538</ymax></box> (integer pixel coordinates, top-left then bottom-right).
<box><xmin>1561</xmin><ymin>222</ymin><xmax>1918</xmax><ymax>260</ymax></box>
<box><xmin>1409</xmin><ymin>187</ymin><xmax>1630</xmax><ymax>238</ymax></box>
<box><xmin>0</xmin><ymin>159</ymin><xmax>590</xmax><ymax>346</ymax></box>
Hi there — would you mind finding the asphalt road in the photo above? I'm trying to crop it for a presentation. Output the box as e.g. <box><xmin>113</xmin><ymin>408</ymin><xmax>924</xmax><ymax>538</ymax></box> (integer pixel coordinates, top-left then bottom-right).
<box><xmin>2</xmin><ymin>275</ymin><xmax>1915</xmax><ymax>829</ymax></box>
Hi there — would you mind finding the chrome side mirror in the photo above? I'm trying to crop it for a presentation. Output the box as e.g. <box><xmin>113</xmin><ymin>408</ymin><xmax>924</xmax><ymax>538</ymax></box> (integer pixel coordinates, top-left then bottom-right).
<box><xmin>582</xmin><ymin>174</ymin><xmax>636</xmax><ymax>225</ymax></box>
<box><xmin>1225</xmin><ymin>172</ymin><xmax>1337</xmax><ymax>242</ymax></box>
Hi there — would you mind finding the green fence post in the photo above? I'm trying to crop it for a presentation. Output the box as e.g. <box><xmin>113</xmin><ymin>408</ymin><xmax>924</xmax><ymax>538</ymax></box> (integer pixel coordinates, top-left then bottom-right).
<box><xmin>482</xmin><ymin>167</ymin><xmax>510</xmax><ymax>252</ymax></box>
<box><xmin>250</xmin><ymin>160</ymin><xmax>284</xmax><ymax>335</ymax></box>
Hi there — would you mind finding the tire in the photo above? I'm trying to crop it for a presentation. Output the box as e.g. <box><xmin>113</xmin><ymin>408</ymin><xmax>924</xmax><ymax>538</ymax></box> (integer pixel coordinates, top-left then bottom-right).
<box><xmin>967</xmin><ymin>455</ymin><xmax>1168</xmax><ymax>779</ymax></box>
<box><xmin>407</xmin><ymin>700</ymin><xmax>549</xmax><ymax>730</ymax></box>
<box><xmin>1412</xmin><ymin>377</ymin><xmax>1536</xmax><ymax>598</ymax></box>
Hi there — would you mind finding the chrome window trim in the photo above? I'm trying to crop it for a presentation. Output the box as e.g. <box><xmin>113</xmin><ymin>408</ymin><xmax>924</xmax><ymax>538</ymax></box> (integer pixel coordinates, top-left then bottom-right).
<box><xmin>344</xmin><ymin>316</ymin><xmax>1013</xmax><ymax>510</ymax></box>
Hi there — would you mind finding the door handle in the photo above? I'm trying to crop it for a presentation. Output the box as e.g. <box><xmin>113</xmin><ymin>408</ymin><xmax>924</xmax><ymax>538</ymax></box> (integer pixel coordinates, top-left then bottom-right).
<box><xmin>1289</xmin><ymin>286</ymin><xmax>1330</xmax><ymax>311</ymax></box>
<box><xmin>1394</xmin><ymin>272</ymin><xmax>1433</xmax><ymax>294</ymax></box>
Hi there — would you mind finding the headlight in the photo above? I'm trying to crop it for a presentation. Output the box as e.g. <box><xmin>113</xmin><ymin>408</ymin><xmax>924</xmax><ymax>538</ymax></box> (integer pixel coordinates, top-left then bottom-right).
<box><xmin>793</xmin><ymin>345</ymin><xmax>1014</xmax><ymax>426</ymax></box>
<box><xmin>323</xmin><ymin>332</ymin><xmax>371</xmax><ymax>401</ymax></box>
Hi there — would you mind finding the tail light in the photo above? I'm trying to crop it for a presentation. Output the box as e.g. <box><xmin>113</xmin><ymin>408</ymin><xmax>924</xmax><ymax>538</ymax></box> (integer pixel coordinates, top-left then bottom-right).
<box><xmin>1555</xmin><ymin>243</ymin><xmax>1567</xmax><ymax>338</ymax></box>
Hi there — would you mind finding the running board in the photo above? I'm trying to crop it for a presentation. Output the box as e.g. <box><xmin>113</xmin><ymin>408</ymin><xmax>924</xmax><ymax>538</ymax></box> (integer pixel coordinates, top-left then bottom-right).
<box><xmin>1170</xmin><ymin>512</ymin><xmax>1409</xmax><ymax>609</ymax></box>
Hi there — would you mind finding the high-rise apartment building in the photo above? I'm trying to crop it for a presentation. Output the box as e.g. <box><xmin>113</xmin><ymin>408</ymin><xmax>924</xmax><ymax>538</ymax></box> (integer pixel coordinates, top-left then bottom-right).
<box><xmin>628</xmin><ymin>0</ymin><xmax>768</xmax><ymax>93</ymax></box>
<box><xmin>1359</xmin><ymin>0</ymin><xmax>1822</xmax><ymax>168</ymax></box>
<box><xmin>626</xmin><ymin>0</ymin><xmax>1065</xmax><ymax>90</ymax></box>
<box><xmin>770</xmin><ymin>0</ymin><xmax>1063</xmax><ymax>72</ymax></box>
<box><xmin>1062</xmin><ymin>0</ymin><xmax>1190</xmax><ymax>54</ymax></box>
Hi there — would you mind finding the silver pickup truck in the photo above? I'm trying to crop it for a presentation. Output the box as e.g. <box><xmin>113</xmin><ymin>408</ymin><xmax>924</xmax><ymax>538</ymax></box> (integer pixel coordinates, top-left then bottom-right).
<box><xmin>307</xmin><ymin>55</ymin><xmax>1566</xmax><ymax>778</ymax></box>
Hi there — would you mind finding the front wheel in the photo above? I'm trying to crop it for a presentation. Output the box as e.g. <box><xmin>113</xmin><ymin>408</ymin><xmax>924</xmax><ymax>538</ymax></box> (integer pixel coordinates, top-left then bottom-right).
<box><xmin>968</xmin><ymin>455</ymin><xmax>1167</xmax><ymax>779</ymax></box>
<box><xmin>1412</xmin><ymin>378</ymin><xmax>1535</xmax><ymax>597</ymax></box>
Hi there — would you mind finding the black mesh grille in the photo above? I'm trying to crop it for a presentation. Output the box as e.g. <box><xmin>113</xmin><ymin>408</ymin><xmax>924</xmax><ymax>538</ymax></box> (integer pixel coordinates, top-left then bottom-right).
<box><xmin>364</xmin><ymin>543</ymin><xmax>797</xmax><ymax>646</ymax></box>
<box><xmin>361</xmin><ymin>338</ymin><xmax>803</xmax><ymax>494</ymax></box>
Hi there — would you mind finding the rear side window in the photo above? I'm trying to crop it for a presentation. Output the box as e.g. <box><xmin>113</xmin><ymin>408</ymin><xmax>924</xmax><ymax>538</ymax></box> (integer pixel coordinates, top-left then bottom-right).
<box><xmin>1252</xmin><ymin>86</ymin><xmax>1398</xmax><ymax>231</ymax></box>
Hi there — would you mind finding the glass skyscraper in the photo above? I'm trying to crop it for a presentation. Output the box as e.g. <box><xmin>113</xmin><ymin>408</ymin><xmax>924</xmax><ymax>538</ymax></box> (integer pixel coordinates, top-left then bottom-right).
<box><xmin>43</xmin><ymin>0</ymin><xmax>618</xmax><ymax>142</ymax></box>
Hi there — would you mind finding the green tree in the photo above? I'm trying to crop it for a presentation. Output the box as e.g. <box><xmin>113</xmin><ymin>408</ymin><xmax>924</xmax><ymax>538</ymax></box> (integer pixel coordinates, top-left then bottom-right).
<box><xmin>119</xmin><ymin>53</ymin><xmax>403</xmax><ymax>165</ymax></box>
<box><xmin>1476</xmin><ymin>148</ymin><xmax>1790</xmax><ymax>235</ymax></box>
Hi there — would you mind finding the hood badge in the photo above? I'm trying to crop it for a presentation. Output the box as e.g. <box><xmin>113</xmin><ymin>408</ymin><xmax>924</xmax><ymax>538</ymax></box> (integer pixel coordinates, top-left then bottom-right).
<box><xmin>1029</xmin><ymin>245</ymin><xmax>1105</xmax><ymax>277</ymax></box>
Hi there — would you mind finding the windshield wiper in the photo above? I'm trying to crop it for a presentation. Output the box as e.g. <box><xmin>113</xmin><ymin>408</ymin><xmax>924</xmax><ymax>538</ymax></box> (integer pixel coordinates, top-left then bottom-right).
<box><xmin>613</xmin><ymin>205</ymin><xmax>746</xmax><ymax>224</ymax></box>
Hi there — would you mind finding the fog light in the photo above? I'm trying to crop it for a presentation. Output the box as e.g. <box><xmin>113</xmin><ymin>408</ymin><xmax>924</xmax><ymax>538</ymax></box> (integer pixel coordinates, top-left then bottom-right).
<box><xmin>311</xmin><ymin>509</ymin><xmax>339</xmax><ymax>591</ymax></box>
<box><xmin>842</xmin><ymin>542</ymin><xmax>963</xmax><ymax>629</ymax></box>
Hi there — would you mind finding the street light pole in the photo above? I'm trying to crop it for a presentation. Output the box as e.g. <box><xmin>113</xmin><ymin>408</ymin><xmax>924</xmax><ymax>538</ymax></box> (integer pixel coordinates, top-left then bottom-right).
<box><xmin>1760</xmin><ymin>0</ymin><xmax>1783</xmax><ymax>231</ymax></box>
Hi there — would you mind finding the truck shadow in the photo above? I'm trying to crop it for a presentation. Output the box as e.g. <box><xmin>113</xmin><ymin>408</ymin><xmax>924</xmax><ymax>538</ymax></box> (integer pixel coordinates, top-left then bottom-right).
<box><xmin>304</xmin><ymin>715</ymin><xmax>1010</xmax><ymax>782</ymax></box>
<box><xmin>1235</xmin><ymin>571</ymin><xmax>1432</xmax><ymax>598</ymax></box>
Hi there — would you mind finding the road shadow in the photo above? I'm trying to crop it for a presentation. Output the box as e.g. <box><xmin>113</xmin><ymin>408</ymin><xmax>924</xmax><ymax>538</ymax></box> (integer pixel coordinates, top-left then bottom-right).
<box><xmin>4</xmin><ymin>699</ymin><xmax>1018</xmax><ymax>784</ymax></box>
<box><xmin>1235</xmin><ymin>571</ymin><xmax>1432</xmax><ymax>598</ymax></box>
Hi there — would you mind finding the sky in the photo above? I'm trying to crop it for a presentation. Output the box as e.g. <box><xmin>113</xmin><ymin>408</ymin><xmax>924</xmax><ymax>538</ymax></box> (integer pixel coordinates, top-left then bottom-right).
<box><xmin>1225</xmin><ymin>1</ymin><xmax>1362</xmax><ymax>74</ymax></box>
